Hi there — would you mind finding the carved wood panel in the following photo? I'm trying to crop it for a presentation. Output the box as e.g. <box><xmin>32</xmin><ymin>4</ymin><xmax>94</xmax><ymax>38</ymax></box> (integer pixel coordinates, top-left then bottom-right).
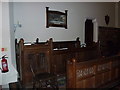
<box><xmin>67</xmin><ymin>56</ymin><xmax>120</xmax><ymax>88</ymax></box>
<box><xmin>20</xmin><ymin>47</ymin><xmax>50</xmax><ymax>86</ymax></box>
<box><xmin>84</xmin><ymin>76</ymin><xmax>95</xmax><ymax>88</ymax></box>
<box><xmin>95</xmin><ymin>74</ymin><xmax>104</xmax><ymax>87</ymax></box>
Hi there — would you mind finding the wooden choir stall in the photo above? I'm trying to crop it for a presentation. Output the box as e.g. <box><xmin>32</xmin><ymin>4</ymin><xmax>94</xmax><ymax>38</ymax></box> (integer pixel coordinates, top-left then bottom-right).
<box><xmin>67</xmin><ymin>56</ymin><xmax>120</xmax><ymax>88</ymax></box>
<box><xmin>16</xmin><ymin>37</ymin><xmax>81</xmax><ymax>88</ymax></box>
<box><xmin>14</xmin><ymin>26</ymin><xmax>120</xmax><ymax>89</ymax></box>
<box><xmin>15</xmin><ymin>37</ymin><xmax>102</xmax><ymax>88</ymax></box>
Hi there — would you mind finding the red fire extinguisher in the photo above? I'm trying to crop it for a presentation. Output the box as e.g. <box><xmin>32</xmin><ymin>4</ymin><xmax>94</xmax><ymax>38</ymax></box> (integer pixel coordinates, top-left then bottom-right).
<box><xmin>1</xmin><ymin>55</ymin><xmax>9</xmax><ymax>73</ymax></box>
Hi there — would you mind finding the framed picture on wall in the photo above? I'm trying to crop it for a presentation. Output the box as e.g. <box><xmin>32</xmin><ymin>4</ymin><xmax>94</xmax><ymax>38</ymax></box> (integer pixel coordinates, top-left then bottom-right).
<box><xmin>46</xmin><ymin>7</ymin><xmax>68</xmax><ymax>29</ymax></box>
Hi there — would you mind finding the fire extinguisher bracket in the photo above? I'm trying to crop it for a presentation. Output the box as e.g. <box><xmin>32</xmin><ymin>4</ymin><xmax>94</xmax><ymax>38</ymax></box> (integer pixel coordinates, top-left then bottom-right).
<box><xmin>0</xmin><ymin>57</ymin><xmax>8</xmax><ymax>59</ymax></box>
<box><xmin>2</xmin><ymin>55</ymin><xmax>8</xmax><ymax>59</ymax></box>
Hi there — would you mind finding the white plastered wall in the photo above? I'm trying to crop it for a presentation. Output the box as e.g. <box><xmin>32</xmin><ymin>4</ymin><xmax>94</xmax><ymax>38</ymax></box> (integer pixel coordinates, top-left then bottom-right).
<box><xmin>0</xmin><ymin>2</ymin><xmax>2</xmax><ymax>85</ymax></box>
<box><xmin>0</xmin><ymin>2</ymin><xmax>17</xmax><ymax>85</ymax></box>
<box><xmin>119</xmin><ymin>2</ymin><xmax>120</xmax><ymax>27</ymax></box>
<box><xmin>13</xmin><ymin>2</ymin><xmax>116</xmax><ymax>43</ymax></box>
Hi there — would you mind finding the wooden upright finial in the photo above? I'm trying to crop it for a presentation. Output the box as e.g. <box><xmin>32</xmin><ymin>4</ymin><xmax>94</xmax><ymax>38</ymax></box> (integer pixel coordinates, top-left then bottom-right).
<box><xmin>76</xmin><ymin>37</ymin><xmax>79</xmax><ymax>41</ymax></box>
<box><xmin>47</xmin><ymin>38</ymin><xmax>53</xmax><ymax>49</ymax></box>
<box><xmin>19</xmin><ymin>38</ymin><xmax>24</xmax><ymax>51</ymax></box>
<box><xmin>19</xmin><ymin>38</ymin><xmax>24</xmax><ymax>44</ymax></box>
<box><xmin>36</xmin><ymin>38</ymin><xmax>39</xmax><ymax>44</ymax></box>
<box><xmin>72</xmin><ymin>58</ymin><xmax>76</xmax><ymax>63</ymax></box>
<box><xmin>76</xmin><ymin>37</ymin><xmax>80</xmax><ymax>48</ymax></box>
<box><xmin>49</xmin><ymin>38</ymin><xmax>53</xmax><ymax>42</ymax></box>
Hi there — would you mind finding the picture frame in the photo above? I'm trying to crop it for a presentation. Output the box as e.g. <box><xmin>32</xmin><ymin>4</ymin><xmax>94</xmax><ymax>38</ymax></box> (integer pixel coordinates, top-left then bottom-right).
<box><xmin>46</xmin><ymin>7</ymin><xmax>68</xmax><ymax>29</ymax></box>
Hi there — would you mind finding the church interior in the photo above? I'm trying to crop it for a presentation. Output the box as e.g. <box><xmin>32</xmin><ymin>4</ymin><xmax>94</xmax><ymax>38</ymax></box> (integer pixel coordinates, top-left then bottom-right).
<box><xmin>0</xmin><ymin>1</ymin><xmax>120</xmax><ymax>89</ymax></box>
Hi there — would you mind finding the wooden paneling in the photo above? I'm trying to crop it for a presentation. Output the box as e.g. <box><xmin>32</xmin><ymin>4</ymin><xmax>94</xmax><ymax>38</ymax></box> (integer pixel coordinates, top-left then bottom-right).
<box><xmin>98</xmin><ymin>26</ymin><xmax>120</xmax><ymax>57</ymax></box>
<box><xmin>67</xmin><ymin>56</ymin><xmax>120</xmax><ymax>88</ymax></box>
<box><xmin>17</xmin><ymin>39</ymin><xmax>51</xmax><ymax>86</ymax></box>
<box><xmin>17</xmin><ymin>37</ymin><xmax>81</xmax><ymax>87</ymax></box>
<box><xmin>84</xmin><ymin>76</ymin><xmax>95</xmax><ymax>88</ymax></box>
<box><xmin>16</xmin><ymin>37</ymin><xmax>101</xmax><ymax>87</ymax></box>
<box><xmin>95</xmin><ymin>74</ymin><xmax>103</xmax><ymax>87</ymax></box>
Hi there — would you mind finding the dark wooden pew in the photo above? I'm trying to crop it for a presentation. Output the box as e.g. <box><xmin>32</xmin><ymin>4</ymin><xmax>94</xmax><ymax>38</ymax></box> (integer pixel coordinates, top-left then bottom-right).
<box><xmin>67</xmin><ymin>56</ymin><xmax>120</xmax><ymax>88</ymax></box>
<box><xmin>16</xmin><ymin>37</ymin><xmax>81</xmax><ymax>87</ymax></box>
<box><xmin>17</xmin><ymin>38</ymin><xmax>52</xmax><ymax>87</ymax></box>
<box><xmin>16</xmin><ymin>37</ymin><xmax>101</xmax><ymax>88</ymax></box>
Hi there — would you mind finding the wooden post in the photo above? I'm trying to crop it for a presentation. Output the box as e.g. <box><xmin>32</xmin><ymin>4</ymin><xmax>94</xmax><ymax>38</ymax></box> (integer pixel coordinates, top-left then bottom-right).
<box><xmin>67</xmin><ymin>58</ymin><xmax>76</xmax><ymax>88</ymax></box>
<box><xmin>19</xmin><ymin>38</ymin><xmax>24</xmax><ymax>51</ymax></box>
<box><xmin>48</xmin><ymin>38</ymin><xmax>54</xmax><ymax>73</ymax></box>
<box><xmin>18</xmin><ymin>38</ymin><xmax>24</xmax><ymax>83</ymax></box>
<box><xmin>76</xmin><ymin>37</ymin><xmax>80</xmax><ymax>48</ymax></box>
<box><xmin>72</xmin><ymin>59</ymin><xmax>76</xmax><ymax>88</ymax></box>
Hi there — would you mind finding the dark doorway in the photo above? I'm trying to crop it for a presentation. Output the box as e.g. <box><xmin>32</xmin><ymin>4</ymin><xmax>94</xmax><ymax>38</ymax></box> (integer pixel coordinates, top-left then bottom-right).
<box><xmin>85</xmin><ymin>19</ymin><xmax>93</xmax><ymax>46</ymax></box>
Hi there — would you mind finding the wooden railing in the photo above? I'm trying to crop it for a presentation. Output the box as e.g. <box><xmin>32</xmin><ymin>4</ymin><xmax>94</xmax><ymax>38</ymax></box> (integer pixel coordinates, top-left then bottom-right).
<box><xmin>67</xmin><ymin>55</ymin><xmax>120</xmax><ymax>88</ymax></box>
